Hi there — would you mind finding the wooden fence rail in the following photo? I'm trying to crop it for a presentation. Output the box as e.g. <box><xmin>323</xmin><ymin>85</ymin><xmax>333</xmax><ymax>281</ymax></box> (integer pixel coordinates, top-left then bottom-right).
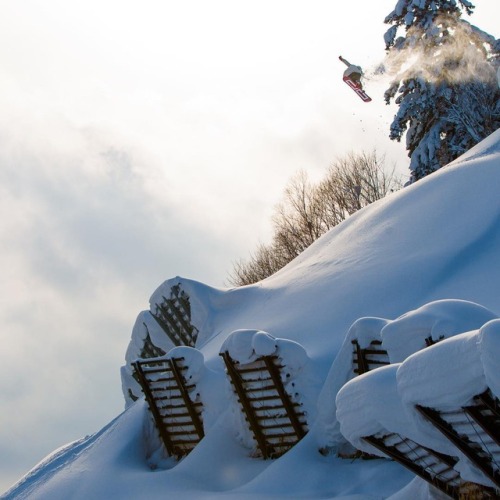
<box><xmin>416</xmin><ymin>390</ymin><xmax>500</xmax><ymax>493</ymax></box>
<box><xmin>351</xmin><ymin>339</ymin><xmax>390</xmax><ymax>376</ymax></box>
<box><xmin>133</xmin><ymin>356</ymin><xmax>204</xmax><ymax>459</ymax></box>
<box><xmin>220</xmin><ymin>351</ymin><xmax>308</xmax><ymax>459</ymax></box>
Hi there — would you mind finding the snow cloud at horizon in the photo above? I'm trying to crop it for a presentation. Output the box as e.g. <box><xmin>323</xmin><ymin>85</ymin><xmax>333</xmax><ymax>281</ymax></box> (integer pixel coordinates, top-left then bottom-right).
<box><xmin>0</xmin><ymin>0</ymin><xmax>497</xmax><ymax>492</ymax></box>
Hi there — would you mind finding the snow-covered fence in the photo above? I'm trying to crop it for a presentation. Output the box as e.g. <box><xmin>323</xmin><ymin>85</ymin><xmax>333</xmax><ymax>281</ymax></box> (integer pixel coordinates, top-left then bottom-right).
<box><xmin>363</xmin><ymin>432</ymin><xmax>462</xmax><ymax>498</ymax></box>
<box><xmin>337</xmin><ymin>319</ymin><xmax>500</xmax><ymax>498</ymax></box>
<box><xmin>351</xmin><ymin>339</ymin><xmax>390</xmax><ymax>375</ymax></box>
<box><xmin>132</xmin><ymin>347</ymin><xmax>205</xmax><ymax>459</ymax></box>
<box><xmin>416</xmin><ymin>390</ymin><xmax>500</xmax><ymax>490</ymax></box>
<box><xmin>220</xmin><ymin>330</ymin><xmax>310</xmax><ymax>459</ymax></box>
<box><xmin>337</xmin><ymin>363</ymin><xmax>498</xmax><ymax>499</ymax></box>
<box><xmin>151</xmin><ymin>283</ymin><xmax>200</xmax><ymax>348</ymax></box>
<box><xmin>122</xmin><ymin>278</ymin><xmax>221</xmax><ymax>405</ymax></box>
<box><xmin>317</xmin><ymin>300</ymin><xmax>498</xmax><ymax>451</ymax></box>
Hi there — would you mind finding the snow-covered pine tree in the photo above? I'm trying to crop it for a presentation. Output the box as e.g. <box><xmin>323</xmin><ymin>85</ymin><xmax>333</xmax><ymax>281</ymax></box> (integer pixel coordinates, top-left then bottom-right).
<box><xmin>384</xmin><ymin>0</ymin><xmax>500</xmax><ymax>183</ymax></box>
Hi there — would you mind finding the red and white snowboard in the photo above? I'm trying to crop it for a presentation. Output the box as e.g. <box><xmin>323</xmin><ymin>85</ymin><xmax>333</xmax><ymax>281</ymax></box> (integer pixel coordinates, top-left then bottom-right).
<box><xmin>342</xmin><ymin>76</ymin><xmax>372</xmax><ymax>103</ymax></box>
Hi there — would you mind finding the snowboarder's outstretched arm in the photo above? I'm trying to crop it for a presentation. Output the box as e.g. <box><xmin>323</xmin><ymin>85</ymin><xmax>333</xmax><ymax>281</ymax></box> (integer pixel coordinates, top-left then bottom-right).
<box><xmin>339</xmin><ymin>56</ymin><xmax>352</xmax><ymax>67</ymax></box>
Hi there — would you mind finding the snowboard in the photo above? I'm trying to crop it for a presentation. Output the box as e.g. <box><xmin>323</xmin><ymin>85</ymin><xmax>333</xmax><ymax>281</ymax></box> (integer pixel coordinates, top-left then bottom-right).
<box><xmin>342</xmin><ymin>76</ymin><xmax>372</xmax><ymax>103</ymax></box>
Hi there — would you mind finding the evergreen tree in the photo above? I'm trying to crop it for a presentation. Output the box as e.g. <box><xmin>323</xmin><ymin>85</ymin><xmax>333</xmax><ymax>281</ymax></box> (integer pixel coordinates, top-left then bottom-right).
<box><xmin>384</xmin><ymin>0</ymin><xmax>500</xmax><ymax>183</ymax></box>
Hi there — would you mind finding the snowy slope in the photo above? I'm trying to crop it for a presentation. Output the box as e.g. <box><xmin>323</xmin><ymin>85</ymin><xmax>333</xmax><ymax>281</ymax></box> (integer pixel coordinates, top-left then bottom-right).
<box><xmin>4</xmin><ymin>129</ymin><xmax>500</xmax><ymax>499</ymax></box>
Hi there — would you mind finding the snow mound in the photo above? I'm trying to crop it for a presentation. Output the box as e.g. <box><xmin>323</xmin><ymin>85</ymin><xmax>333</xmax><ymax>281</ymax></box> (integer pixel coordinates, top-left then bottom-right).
<box><xmin>479</xmin><ymin>319</ymin><xmax>500</xmax><ymax>398</ymax></box>
<box><xmin>381</xmin><ymin>298</ymin><xmax>498</xmax><ymax>362</ymax></box>
<box><xmin>317</xmin><ymin>299</ymin><xmax>497</xmax><ymax>449</ymax></box>
<box><xmin>220</xmin><ymin>329</ymin><xmax>319</xmax><ymax>451</ymax></box>
<box><xmin>220</xmin><ymin>329</ymin><xmax>309</xmax><ymax>372</ymax></box>
<box><xmin>447</xmin><ymin>127</ymin><xmax>500</xmax><ymax>165</ymax></box>
<box><xmin>337</xmin><ymin>318</ymin><xmax>500</xmax><ymax>488</ymax></box>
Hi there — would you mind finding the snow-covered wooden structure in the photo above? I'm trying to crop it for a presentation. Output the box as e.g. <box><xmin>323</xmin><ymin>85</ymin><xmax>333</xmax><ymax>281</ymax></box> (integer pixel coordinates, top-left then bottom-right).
<box><xmin>219</xmin><ymin>330</ymin><xmax>311</xmax><ymax>459</ymax></box>
<box><xmin>150</xmin><ymin>283</ymin><xmax>199</xmax><ymax>347</ymax></box>
<box><xmin>133</xmin><ymin>352</ymin><xmax>204</xmax><ymax>459</ymax></box>
<box><xmin>363</xmin><ymin>432</ymin><xmax>462</xmax><ymax>498</ymax></box>
<box><xmin>351</xmin><ymin>339</ymin><xmax>389</xmax><ymax>375</ymax></box>
<box><xmin>362</xmin><ymin>389</ymin><xmax>500</xmax><ymax>499</ymax></box>
<box><xmin>416</xmin><ymin>390</ymin><xmax>500</xmax><ymax>491</ymax></box>
<box><xmin>220</xmin><ymin>351</ymin><xmax>307</xmax><ymax>459</ymax></box>
<box><xmin>337</xmin><ymin>319</ymin><xmax>500</xmax><ymax>499</ymax></box>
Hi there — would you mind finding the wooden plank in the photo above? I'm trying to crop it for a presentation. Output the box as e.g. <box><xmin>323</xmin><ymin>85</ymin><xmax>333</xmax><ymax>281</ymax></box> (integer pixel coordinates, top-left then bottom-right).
<box><xmin>160</xmin><ymin>411</ymin><xmax>192</xmax><ymax>419</ymax></box>
<box><xmin>132</xmin><ymin>361</ymin><xmax>177</xmax><ymax>456</ymax></box>
<box><xmin>247</xmin><ymin>394</ymin><xmax>282</xmax><ymax>403</ymax></box>
<box><xmin>416</xmin><ymin>405</ymin><xmax>500</xmax><ymax>488</ymax></box>
<box><xmin>151</xmin><ymin>382</ymin><xmax>196</xmax><ymax>392</ymax></box>
<box><xmin>220</xmin><ymin>351</ymin><xmax>271</xmax><ymax>458</ymax></box>
<box><xmin>221</xmin><ymin>350</ymin><xmax>307</xmax><ymax>459</ymax></box>
<box><xmin>158</xmin><ymin>401</ymin><xmax>203</xmax><ymax>410</ymax></box>
<box><xmin>162</xmin><ymin>420</ymin><xmax>196</xmax><ymax>428</ymax></box>
<box><xmin>146</xmin><ymin>376</ymin><xmax>176</xmax><ymax>384</ymax></box>
<box><xmin>475</xmin><ymin>392</ymin><xmax>500</xmax><ymax>417</ymax></box>
<box><xmin>363</xmin><ymin>434</ymin><xmax>461</xmax><ymax>499</ymax></box>
<box><xmin>263</xmin><ymin>356</ymin><xmax>307</xmax><ymax>440</ymax></box>
<box><xmin>264</xmin><ymin>431</ymin><xmax>301</xmax><ymax>439</ymax></box>
<box><xmin>251</xmin><ymin>403</ymin><xmax>301</xmax><ymax>412</ymax></box>
<box><xmin>352</xmin><ymin>340</ymin><xmax>369</xmax><ymax>375</ymax></box>
<box><xmin>169</xmin><ymin>438</ymin><xmax>200</xmax><ymax>446</ymax></box>
<box><xmin>465</xmin><ymin>392</ymin><xmax>500</xmax><ymax>447</ymax></box>
<box><xmin>141</xmin><ymin>364</ymin><xmax>188</xmax><ymax>374</ymax></box>
<box><xmin>236</xmin><ymin>364</ymin><xmax>284</xmax><ymax>374</ymax></box>
<box><xmin>133</xmin><ymin>356</ymin><xmax>204</xmax><ymax>459</ymax></box>
<box><xmin>255</xmin><ymin>411</ymin><xmax>306</xmax><ymax>420</ymax></box>
<box><xmin>245</xmin><ymin>384</ymin><xmax>276</xmax><ymax>393</ymax></box>
<box><xmin>362</xmin><ymin>349</ymin><xmax>389</xmax><ymax>356</ymax></box>
<box><xmin>260</xmin><ymin>422</ymin><xmax>294</xmax><ymax>430</ymax></box>
<box><xmin>168</xmin><ymin>357</ymin><xmax>205</xmax><ymax>440</ymax></box>
<box><xmin>165</xmin><ymin>430</ymin><xmax>200</xmax><ymax>437</ymax></box>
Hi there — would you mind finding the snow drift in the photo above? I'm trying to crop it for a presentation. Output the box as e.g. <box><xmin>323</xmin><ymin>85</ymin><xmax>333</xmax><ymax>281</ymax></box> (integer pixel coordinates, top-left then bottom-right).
<box><xmin>4</xmin><ymin>129</ymin><xmax>500</xmax><ymax>499</ymax></box>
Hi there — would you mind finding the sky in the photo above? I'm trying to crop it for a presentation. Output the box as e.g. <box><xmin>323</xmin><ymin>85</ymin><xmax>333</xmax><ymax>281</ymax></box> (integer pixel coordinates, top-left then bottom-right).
<box><xmin>0</xmin><ymin>0</ymin><xmax>498</xmax><ymax>493</ymax></box>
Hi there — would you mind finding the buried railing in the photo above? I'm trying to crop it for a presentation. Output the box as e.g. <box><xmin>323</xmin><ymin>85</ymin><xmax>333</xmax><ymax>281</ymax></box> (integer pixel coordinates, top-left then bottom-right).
<box><xmin>416</xmin><ymin>390</ymin><xmax>500</xmax><ymax>491</ymax></box>
<box><xmin>351</xmin><ymin>339</ymin><xmax>390</xmax><ymax>376</ymax></box>
<box><xmin>220</xmin><ymin>351</ymin><xmax>308</xmax><ymax>459</ymax></box>
<box><xmin>151</xmin><ymin>283</ymin><xmax>199</xmax><ymax>347</ymax></box>
<box><xmin>133</xmin><ymin>356</ymin><xmax>204</xmax><ymax>459</ymax></box>
<box><xmin>363</xmin><ymin>432</ymin><xmax>462</xmax><ymax>499</ymax></box>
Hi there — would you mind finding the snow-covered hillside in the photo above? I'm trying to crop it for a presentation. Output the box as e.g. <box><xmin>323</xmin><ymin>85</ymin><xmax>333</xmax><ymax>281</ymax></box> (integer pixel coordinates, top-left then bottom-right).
<box><xmin>4</xmin><ymin>129</ymin><xmax>500</xmax><ymax>499</ymax></box>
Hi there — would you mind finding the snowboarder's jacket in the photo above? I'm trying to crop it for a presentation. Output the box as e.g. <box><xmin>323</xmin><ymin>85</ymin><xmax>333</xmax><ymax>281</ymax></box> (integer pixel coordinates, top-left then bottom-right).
<box><xmin>343</xmin><ymin>65</ymin><xmax>363</xmax><ymax>85</ymax></box>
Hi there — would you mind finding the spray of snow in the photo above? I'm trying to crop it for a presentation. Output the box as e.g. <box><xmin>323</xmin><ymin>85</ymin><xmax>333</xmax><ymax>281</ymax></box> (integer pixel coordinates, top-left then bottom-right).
<box><xmin>370</xmin><ymin>16</ymin><xmax>497</xmax><ymax>87</ymax></box>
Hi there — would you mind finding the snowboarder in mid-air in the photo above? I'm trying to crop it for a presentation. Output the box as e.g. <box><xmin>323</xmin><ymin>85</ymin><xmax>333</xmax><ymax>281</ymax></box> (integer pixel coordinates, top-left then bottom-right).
<box><xmin>339</xmin><ymin>56</ymin><xmax>371</xmax><ymax>102</ymax></box>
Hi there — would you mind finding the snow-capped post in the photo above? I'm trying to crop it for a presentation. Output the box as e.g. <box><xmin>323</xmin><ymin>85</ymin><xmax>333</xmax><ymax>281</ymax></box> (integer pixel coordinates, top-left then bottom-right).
<box><xmin>383</xmin><ymin>0</ymin><xmax>500</xmax><ymax>183</ymax></box>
